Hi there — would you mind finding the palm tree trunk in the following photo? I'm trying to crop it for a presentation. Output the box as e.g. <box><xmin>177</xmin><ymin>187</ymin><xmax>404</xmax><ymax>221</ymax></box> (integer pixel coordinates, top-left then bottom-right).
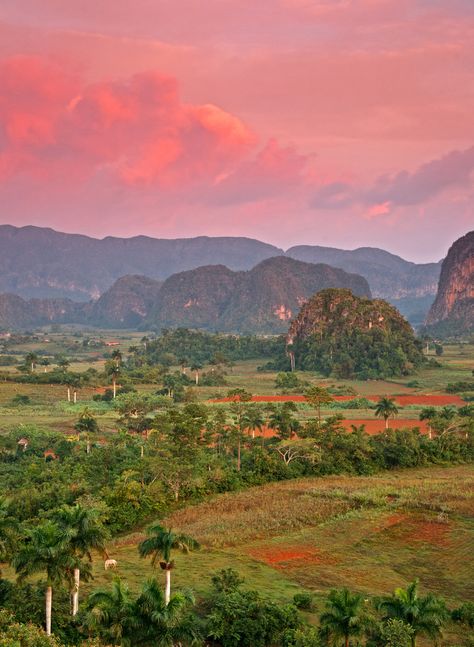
<box><xmin>67</xmin><ymin>387</ymin><xmax>71</xmax><ymax>402</ymax></box>
<box><xmin>385</xmin><ymin>417</ymin><xmax>389</xmax><ymax>429</ymax></box>
<box><xmin>45</xmin><ymin>585</ymin><xmax>52</xmax><ymax>635</ymax></box>
<box><xmin>73</xmin><ymin>390</ymin><xmax>77</xmax><ymax>404</ymax></box>
<box><xmin>72</xmin><ymin>568</ymin><xmax>80</xmax><ymax>616</ymax></box>
<box><xmin>345</xmin><ymin>635</ymin><xmax>349</xmax><ymax>647</ymax></box>
<box><xmin>195</xmin><ymin>371</ymin><xmax>199</xmax><ymax>385</ymax></box>
<box><xmin>237</xmin><ymin>437</ymin><xmax>241</xmax><ymax>471</ymax></box>
<box><xmin>165</xmin><ymin>568</ymin><xmax>171</xmax><ymax>605</ymax></box>
<box><xmin>113</xmin><ymin>378</ymin><xmax>116</xmax><ymax>399</ymax></box>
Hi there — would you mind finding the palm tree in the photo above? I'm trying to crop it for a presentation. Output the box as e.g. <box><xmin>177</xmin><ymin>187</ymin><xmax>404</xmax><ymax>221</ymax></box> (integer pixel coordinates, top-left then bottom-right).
<box><xmin>190</xmin><ymin>363</ymin><xmax>202</xmax><ymax>386</ymax></box>
<box><xmin>111</xmin><ymin>349</ymin><xmax>123</xmax><ymax>366</ymax></box>
<box><xmin>105</xmin><ymin>360</ymin><xmax>120</xmax><ymax>398</ymax></box>
<box><xmin>134</xmin><ymin>577</ymin><xmax>200</xmax><ymax>646</ymax></box>
<box><xmin>138</xmin><ymin>523</ymin><xmax>200</xmax><ymax>605</ymax></box>
<box><xmin>12</xmin><ymin>520</ymin><xmax>77</xmax><ymax>635</ymax></box>
<box><xmin>419</xmin><ymin>407</ymin><xmax>437</xmax><ymax>439</ymax></box>
<box><xmin>377</xmin><ymin>579</ymin><xmax>448</xmax><ymax>647</ymax></box>
<box><xmin>375</xmin><ymin>397</ymin><xmax>399</xmax><ymax>429</ymax></box>
<box><xmin>84</xmin><ymin>577</ymin><xmax>135</xmax><ymax>646</ymax></box>
<box><xmin>54</xmin><ymin>504</ymin><xmax>109</xmax><ymax>616</ymax></box>
<box><xmin>242</xmin><ymin>405</ymin><xmax>265</xmax><ymax>439</ymax></box>
<box><xmin>24</xmin><ymin>351</ymin><xmax>38</xmax><ymax>372</ymax></box>
<box><xmin>74</xmin><ymin>407</ymin><xmax>99</xmax><ymax>453</ymax></box>
<box><xmin>320</xmin><ymin>588</ymin><xmax>367</xmax><ymax>647</ymax></box>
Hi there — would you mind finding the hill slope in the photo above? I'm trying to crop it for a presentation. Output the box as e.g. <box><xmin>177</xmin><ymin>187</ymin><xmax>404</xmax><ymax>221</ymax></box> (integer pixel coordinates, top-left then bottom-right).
<box><xmin>287</xmin><ymin>288</ymin><xmax>424</xmax><ymax>378</ymax></box>
<box><xmin>148</xmin><ymin>257</ymin><xmax>371</xmax><ymax>333</ymax></box>
<box><xmin>425</xmin><ymin>231</ymin><xmax>474</xmax><ymax>335</ymax></box>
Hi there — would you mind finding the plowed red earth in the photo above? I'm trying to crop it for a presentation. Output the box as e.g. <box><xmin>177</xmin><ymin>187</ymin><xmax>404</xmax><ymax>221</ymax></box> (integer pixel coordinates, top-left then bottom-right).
<box><xmin>211</xmin><ymin>395</ymin><xmax>464</xmax><ymax>405</ymax></box>
<box><xmin>248</xmin><ymin>545</ymin><xmax>337</xmax><ymax>567</ymax></box>
<box><xmin>252</xmin><ymin>419</ymin><xmax>429</xmax><ymax>438</ymax></box>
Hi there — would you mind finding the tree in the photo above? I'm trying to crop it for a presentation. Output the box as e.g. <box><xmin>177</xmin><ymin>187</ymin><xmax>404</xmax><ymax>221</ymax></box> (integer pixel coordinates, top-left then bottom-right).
<box><xmin>419</xmin><ymin>407</ymin><xmax>437</xmax><ymax>439</ymax></box>
<box><xmin>268</xmin><ymin>402</ymin><xmax>300</xmax><ymax>440</ymax></box>
<box><xmin>190</xmin><ymin>362</ymin><xmax>203</xmax><ymax>386</ymax></box>
<box><xmin>25</xmin><ymin>352</ymin><xmax>39</xmax><ymax>372</ymax></box>
<box><xmin>111</xmin><ymin>349</ymin><xmax>123</xmax><ymax>366</ymax></box>
<box><xmin>376</xmin><ymin>579</ymin><xmax>448</xmax><ymax>647</ymax></box>
<box><xmin>54</xmin><ymin>505</ymin><xmax>108</xmax><ymax>616</ymax></box>
<box><xmin>105</xmin><ymin>360</ymin><xmax>120</xmax><ymax>398</ymax></box>
<box><xmin>84</xmin><ymin>577</ymin><xmax>135</xmax><ymax>646</ymax></box>
<box><xmin>138</xmin><ymin>523</ymin><xmax>200</xmax><ymax>605</ymax></box>
<box><xmin>0</xmin><ymin>497</ymin><xmax>17</xmax><ymax>573</ymax></box>
<box><xmin>320</xmin><ymin>588</ymin><xmax>367</xmax><ymax>647</ymax></box>
<box><xmin>133</xmin><ymin>578</ymin><xmax>200</xmax><ymax>646</ymax></box>
<box><xmin>305</xmin><ymin>386</ymin><xmax>333</xmax><ymax>424</ymax></box>
<box><xmin>74</xmin><ymin>408</ymin><xmax>99</xmax><ymax>454</ymax></box>
<box><xmin>228</xmin><ymin>388</ymin><xmax>252</xmax><ymax>470</ymax></box>
<box><xmin>12</xmin><ymin>521</ymin><xmax>77</xmax><ymax>636</ymax></box>
<box><xmin>375</xmin><ymin>397</ymin><xmax>399</xmax><ymax>429</ymax></box>
<box><xmin>242</xmin><ymin>404</ymin><xmax>265</xmax><ymax>440</ymax></box>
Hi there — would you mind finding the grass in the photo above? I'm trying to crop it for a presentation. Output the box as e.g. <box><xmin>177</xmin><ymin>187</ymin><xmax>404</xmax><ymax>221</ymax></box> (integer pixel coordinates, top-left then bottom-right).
<box><xmin>71</xmin><ymin>465</ymin><xmax>474</xmax><ymax>615</ymax></box>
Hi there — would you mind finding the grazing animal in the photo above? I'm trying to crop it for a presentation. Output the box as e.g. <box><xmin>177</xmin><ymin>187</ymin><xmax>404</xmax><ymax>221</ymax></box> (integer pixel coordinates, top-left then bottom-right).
<box><xmin>104</xmin><ymin>559</ymin><xmax>117</xmax><ymax>570</ymax></box>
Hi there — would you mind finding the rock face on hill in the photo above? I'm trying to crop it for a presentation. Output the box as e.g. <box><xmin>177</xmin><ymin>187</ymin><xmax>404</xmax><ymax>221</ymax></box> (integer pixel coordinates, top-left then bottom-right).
<box><xmin>0</xmin><ymin>225</ymin><xmax>282</xmax><ymax>300</ymax></box>
<box><xmin>149</xmin><ymin>256</ymin><xmax>371</xmax><ymax>333</ymax></box>
<box><xmin>88</xmin><ymin>275</ymin><xmax>163</xmax><ymax>328</ymax></box>
<box><xmin>425</xmin><ymin>231</ymin><xmax>474</xmax><ymax>335</ymax></box>
<box><xmin>286</xmin><ymin>288</ymin><xmax>424</xmax><ymax>378</ymax></box>
<box><xmin>286</xmin><ymin>244</ymin><xmax>441</xmax><ymax>323</ymax></box>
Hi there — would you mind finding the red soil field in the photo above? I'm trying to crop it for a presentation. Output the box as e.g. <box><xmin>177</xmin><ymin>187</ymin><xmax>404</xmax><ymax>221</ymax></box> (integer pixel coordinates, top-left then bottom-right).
<box><xmin>252</xmin><ymin>419</ymin><xmax>429</xmax><ymax>439</ymax></box>
<box><xmin>248</xmin><ymin>545</ymin><xmax>337</xmax><ymax>567</ymax></box>
<box><xmin>211</xmin><ymin>394</ymin><xmax>464</xmax><ymax>406</ymax></box>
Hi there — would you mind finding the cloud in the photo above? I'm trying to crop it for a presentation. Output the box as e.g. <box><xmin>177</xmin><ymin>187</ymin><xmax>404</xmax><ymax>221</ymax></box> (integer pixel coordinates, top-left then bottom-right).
<box><xmin>0</xmin><ymin>57</ymin><xmax>264</xmax><ymax>191</ymax></box>
<box><xmin>366</xmin><ymin>145</ymin><xmax>474</xmax><ymax>205</ymax></box>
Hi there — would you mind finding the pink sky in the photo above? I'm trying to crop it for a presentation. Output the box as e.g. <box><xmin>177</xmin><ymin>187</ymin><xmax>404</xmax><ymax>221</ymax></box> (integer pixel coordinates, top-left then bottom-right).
<box><xmin>0</xmin><ymin>0</ymin><xmax>473</xmax><ymax>261</ymax></box>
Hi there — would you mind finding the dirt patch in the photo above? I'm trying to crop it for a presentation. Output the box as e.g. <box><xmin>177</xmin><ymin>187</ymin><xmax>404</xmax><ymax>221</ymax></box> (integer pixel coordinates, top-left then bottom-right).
<box><xmin>248</xmin><ymin>544</ymin><xmax>338</xmax><ymax>567</ymax></box>
<box><xmin>383</xmin><ymin>516</ymin><xmax>452</xmax><ymax>548</ymax></box>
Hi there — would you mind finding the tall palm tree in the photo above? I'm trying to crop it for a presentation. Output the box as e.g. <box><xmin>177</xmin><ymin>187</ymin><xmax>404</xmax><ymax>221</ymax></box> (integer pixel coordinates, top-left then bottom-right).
<box><xmin>320</xmin><ymin>588</ymin><xmax>367</xmax><ymax>647</ymax></box>
<box><xmin>190</xmin><ymin>363</ymin><xmax>202</xmax><ymax>386</ymax></box>
<box><xmin>376</xmin><ymin>579</ymin><xmax>448</xmax><ymax>647</ymax></box>
<box><xmin>242</xmin><ymin>405</ymin><xmax>265</xmax><ymax>439</ymax></box>
<box><xmin>105</xmin><ymin>361</ymin><xmax>121</xmax><ymax>398</ymax></box>
<box><xmin>25</xmin><ymin>352</ymin><xmax>38</xmax><ymax>372</ymax></box>
<box><xmin>419</xmin><ymin>407</ymin><xmax>437</xmax><ymax>439</ymax></box>
<box><xmin>12</xmin><ymin>520</ymin><xmax>77</xmax><ymax>635</ymax></box>
<box><xmin>134</xmin><ymin>577</ymin><xmax>200</xmax><ymax>646</ymax></box>
<box><xmin>84</xmin><ymin>577</ymin><xmax>135</xmax><ymax>646</ymax></box>
<box><xmin>375</xmin><ymin>397</ymin><xmax>399</xmax><ymax>429</ymax></box>
<box><xmin>54</xmin><ymin>504</ymin><xmax>109</xmax><ymax>616</ymax></box>
<box><xmin>138</xmin><ymin>524</ymin><xmax>200</xmax><ymax>605</ymax></box>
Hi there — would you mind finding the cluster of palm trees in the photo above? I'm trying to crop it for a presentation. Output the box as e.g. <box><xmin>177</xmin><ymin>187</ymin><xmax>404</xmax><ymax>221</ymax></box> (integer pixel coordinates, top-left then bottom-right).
<box><xmin>319</xmin><ymin>581</ymin><xmax>447</xmax><ymax>647</ymax></box>
<box><xmin>3</xmin><ymin>510</ymin><xmax>199</xmax><ymax>640</ymax></box>
<box><xmin>10</xmin><ymin>505</ymin><xmax>108</xmax><ymax>635</ymax></box>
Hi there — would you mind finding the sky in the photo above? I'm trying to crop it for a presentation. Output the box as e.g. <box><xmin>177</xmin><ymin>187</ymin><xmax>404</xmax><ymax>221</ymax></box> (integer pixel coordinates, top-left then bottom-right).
<box><xmin>0</xmin><ymin>0</ymin><xmax>473</xmax><ymax>262</ymax></box>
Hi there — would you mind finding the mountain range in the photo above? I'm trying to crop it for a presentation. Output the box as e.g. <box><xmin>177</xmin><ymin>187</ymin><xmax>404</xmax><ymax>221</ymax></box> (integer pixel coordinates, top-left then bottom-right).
<box><xmin>0</xmin><ymin>226</ymin><xmax>440</xmax><ymax>323</ymax></box>
<box><xmin>0</xmin><ymin>225</ymin><xmax>471</xmax><ymax>335</ymax></box>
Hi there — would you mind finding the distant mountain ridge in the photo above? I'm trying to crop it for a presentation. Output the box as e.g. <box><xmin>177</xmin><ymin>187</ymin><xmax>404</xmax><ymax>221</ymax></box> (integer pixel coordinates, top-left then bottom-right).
<box><xmin>0</xmin><ymin>225</ymin><xmax>282</xmax><ymax>300</ymax></box>
<box><xmin>0</xmin><ymin>226</ymin><xmax>440</xmax><ymax>318</ymax></box>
